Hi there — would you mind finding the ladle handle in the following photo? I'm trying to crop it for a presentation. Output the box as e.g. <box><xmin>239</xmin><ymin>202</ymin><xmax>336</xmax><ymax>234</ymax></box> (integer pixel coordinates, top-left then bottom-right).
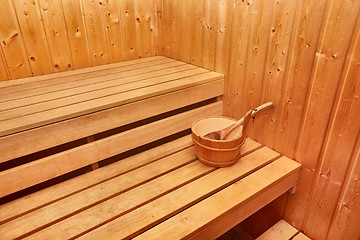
<box><xmin>222</xmin><ymin>102</ymin><xmax>274</xmax><ymax>139</ymax></box>
<box><xmin>250</xmin><ymin>102</ymin><xmax>274</xmax><ymax>118</ymax></box>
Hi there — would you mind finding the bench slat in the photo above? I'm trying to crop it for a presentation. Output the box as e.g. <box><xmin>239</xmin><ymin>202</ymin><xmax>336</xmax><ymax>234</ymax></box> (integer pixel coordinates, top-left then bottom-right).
<box><xmin>0</xmin><ymin>102</ymin><xmax>222</xmax><ymax>197</ymax></box>
<box><xmin>0</xmin><ymin>71</ymin><xmax>223</xmax><ymax>137</ymax></box>
<box><xmin>76</xmin><ymin>145</ymin><xmax>278</xmax><ymax>240</ymax></box>
<box><xmin>0</xmin><ymin>61</ymin><xmax>192</xmax><ymax>109</ymax></box>
<box><xmin>14</xmin><ymin>139</ymin><xmax>262</xmax><ymax>240</ymax></box>
<box><xmin>133</xmin><ymin>157</ymin><xmax>302</xmax><ymax>240</ymax></box>
<box><xmin>0</xmin><ymin>56</ymin><xmax>167</xmax><ymax>89</ymax></box>
<box><xmin>256</xmin><ymin>219</ymin><xmax>298</xmax><ymax>240</ymax></box>
<box><xmin>0</xmin><ymin>147</ymin><xmax>203</xmax><ymax>239</ymax></box>
<box><xmin>0</xmin><ymin>136</ymin><xmax>193</xmax><ymax>224</ymax></box>
<box><xmin>0</xmin><ymin>79</ymin><xmax>223</xmax><ymax>162</ymax></box>
<box><xmin>0</xmin><ymin>59</ymin><xmax>181</xmax><ymax>103</ymax></box>
<box><xmin>0</xmin><ymin>66</ymin><xmax>206</xmax><ymax>120</ymax></box>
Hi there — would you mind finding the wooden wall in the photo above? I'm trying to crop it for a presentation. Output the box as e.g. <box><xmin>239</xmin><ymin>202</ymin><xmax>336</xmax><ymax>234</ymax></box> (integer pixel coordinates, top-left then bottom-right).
<box><xmin>161</xmin><ymin>0</ymin><xmax>360</xmax><ymax>239</ymax></box>
<box><xmin>0</xmin><ymin>0</ymin><xmax>162</xmax><ymax>80</ymax></box>
<box><xmin>0</xmin><ymin>0</ymin><xmax>359</xmax><ymax>239</ymax></box>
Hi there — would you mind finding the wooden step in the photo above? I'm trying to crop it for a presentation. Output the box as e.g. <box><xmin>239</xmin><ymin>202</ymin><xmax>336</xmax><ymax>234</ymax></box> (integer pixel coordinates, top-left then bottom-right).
<box><xmin>0</xmin><ymin>138</ymin><xmax>301</xmax><ymax>239</ymax></box>
<box><xmin>256</xmin><ymin>220</ymin><xmax>311</xmax><ymax>240</ymax></box>
<box><xmin>0</xmin><ymin>56</ymin><xmax>223</xmax><ymax>137</ymax></box>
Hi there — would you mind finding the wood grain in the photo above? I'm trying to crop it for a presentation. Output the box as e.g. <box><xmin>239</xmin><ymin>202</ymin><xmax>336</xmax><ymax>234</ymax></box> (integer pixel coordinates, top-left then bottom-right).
<box><xmin>12</xmin><ymin>0</ymin><xmax>53</xmax><ymax>75</ymax></box>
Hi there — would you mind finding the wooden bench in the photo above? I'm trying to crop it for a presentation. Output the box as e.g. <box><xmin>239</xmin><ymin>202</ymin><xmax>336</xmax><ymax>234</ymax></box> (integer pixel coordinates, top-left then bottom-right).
<box><xmin>0</xmin><ymin>56</ymin><xmax>301</xmax><ymax>239</ymax></box>
<box><xmin>257</xmin><ymin>220</ymin><xmax>311</xmax><ymax>240</ymax></box>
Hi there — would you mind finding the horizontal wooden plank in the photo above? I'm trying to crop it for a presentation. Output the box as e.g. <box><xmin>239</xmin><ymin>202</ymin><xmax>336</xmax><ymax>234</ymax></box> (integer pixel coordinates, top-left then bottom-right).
<box><xmin>1</xmin><ymin>139</ymin><xmax>261</xmax><ymax>239</ymax></box>
<box><xmin>0</xmin><ymin>147</ymin><xmax>200</xmax><ymax>239</ymax></box>
<box><xmin>21</xmin><ymin>161</ymin><xmax>211</xmax><ymax>240</ymax></box>
<box><xmin>0</xmin><ymin>71</ymin><xmax>223</xmax><ymax>137</ymax></box>
<box><xmin>0</xmin><ymin>64</ymin><xmax>204</xmax><ymax>121</ymax></box>
<box><xmin>78</xmin><ymin>145</ymin><xmax>279</xmax><ymax>239</ymax></box>
<box><xmin>0</xmin><ymin>56</ymin><xmax>167</xmax><ymax>89</ymax></box>
<box><xmin>256</xmin><ymin>220</ymin><xmax>298</xmax><ymax>240</ymax></box>
<box><xmin>0</xmin><ymin>78</ymin><xmax>224</xmax><ymax>162</ymax></box>
<box><xmin>0</xmin><ymin>102</ymin><xmax>222</xmax><ymax>198</ymax></box>
<box><xmin>0</xmin><ymin>136</ymin><xmax>194</xmax><ymax>224</ymax></box>
<box><xmin>0</xmin><ymin>61</ymin><xmax>191</xmax><ymax>108</ymax></box>
<box><xmin>134</xmin><ymin>157</ymin><xmax>301</xmax><ymax>240</ymax></box>
<box><xmin>0</xmin><ymin>59</ymin><xmax>181</xmax><ymax>103</ymax></box>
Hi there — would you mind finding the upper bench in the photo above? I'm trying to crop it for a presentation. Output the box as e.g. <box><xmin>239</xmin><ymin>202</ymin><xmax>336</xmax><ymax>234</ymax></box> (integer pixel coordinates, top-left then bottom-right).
<box><xmin>0</xmin><ymin>56</ymin><xmax>223</xmax><ymax>137</ymax></box>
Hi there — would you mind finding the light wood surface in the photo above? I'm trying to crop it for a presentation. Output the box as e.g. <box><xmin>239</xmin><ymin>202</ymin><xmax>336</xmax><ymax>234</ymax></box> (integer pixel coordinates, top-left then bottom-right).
<box><xmin>0</xmin><ymin>102</ymin><xmax>222</xmax><ymax>198</ymax></box>
<box><xmin>0</xmin><ymin>138</ymin><xmax>300</xmax><ymax>239</ymax></box>
<box><xmin>0</xmin><ymin>55</ymin><xmax>301</xmax><ymax>239</ymax></box>
<box><xmin>257</xmin><ymin>220</ymin><xmax>298</xmax><ymax>240</ymax></box>
<box><xmin>0</xmin><ymin>57</ymin><xmax>223</xmax><ymax>137</ymax></box>
<box><xmin>158</xmin><ymin>1</ymin><xmax>360</xmax><ymax>239</ymax></box>
<box><xmin>3</xmin><ymin>0</ymin><xmax>357</xmax><ymax>238</ymax></box>
<box><xmin>256</xmin><ymin>219</ymin><xmax>312</xmax><ymax>240</ymax></box>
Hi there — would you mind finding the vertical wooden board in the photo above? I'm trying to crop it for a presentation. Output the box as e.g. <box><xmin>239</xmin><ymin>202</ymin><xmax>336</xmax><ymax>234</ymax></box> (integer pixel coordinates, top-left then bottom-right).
<box><xmin>103</xmin><ymin>0</ymin><xmax>124</xmax><ymax>63</ymax></box>
<box><xmin>172</xmin><ymin>0</ymin><xmax>191</xmax><ymax>62</ymax></box>
<box><xmin>283</xmin><ymin>0</ymin><xmax>360</xmax><ymax>235</ymax></box>
<box><xmin>252</xmin><ymin>0</ymin><xmax>298</xmax><ymax>148</ymax></box>
<box><xmin>274</xmin><ymin>0</ymin><xmax>328</xmax><ymax>158</ymax></box>
<box><xmin>61</xmin><ymin>0</ymin><xmax>91</xmax><ymax>69</ymax></box>
<box><xmin>149</xmin><ymin>0</ymin><xmax>162</xmax><ymax>56</ymax></box>
<box><xmin>327</xmin><ymin>136</ymin><xmax>360</xmax><ymax>240</ymax></box>
<box><xmin>200</xmin><ymin>0</ymin><xmax>217</xmax><ymax>70</ymax></box>
<box><xmin>134</xmin><ymin>0</ymin><xmax>152</xmax><ymax>58</ymax></box>
<box><xmin>214</xmin><ymin>0</ymin><xmax>234</xmax><ymax>74</ymax></box>
<box><xmin>240</xmin><ymin>0</ymin><xmax>274</xmax><ymax>134</ymax></box>
<box><xmin>159</xmin><ymin>0</ymin><xmax>172</xmax><ymax>56</ymax></box>
<box><xmin>0</xmin><ymin>0</ymin><xmax>32</xmax><ymax>79</ymax></box>
<box><xmin>281</xmin><ymin>0</ymin><xmax>328</xmax><ymax>231</ymax></box>
<box><xmin>82</xmin><ymin>0</ymin><xmax>108</xmax><ymax>66</ymax></box>
<box><xmin>303</xmin><ymin>12</ymin><xmax>360</xmax><ymax>238</ymax></box>
<box><xmin>0</xmin><ymin>49</ymin><xmax>9</xmax><ymax>81</ymax></box>
<box><xmin>222</xmin><ymin>0</ymin><xmax>251</xmax><ymax>118</ymax></box>
<box><xmin>119</xmin><ymin>0</ymin><xmax>138</xmax><ymax>60</ymax></box>
<box><xmin>38</xmin><ymin>0</ymin><xmax>73</xmax><ymax>72</ymax></box>
<box><xmin>12</xmin><ymin>0</ymin><xmax>53</xmax><ymax>75</ymax></box>
<box><xmin>189</xmin><ymin>0</ymin><xmax>204</xmax><ymax>66</ymax></box>
<box><xmin>295</xmin><ymin>0</ymin><xmax>359</xmax><ymax>172</ymax></box>
<box><xmin>169</xmin><ymin>0</ymin><xmax>179</xmax><ymax>59</ymax></box>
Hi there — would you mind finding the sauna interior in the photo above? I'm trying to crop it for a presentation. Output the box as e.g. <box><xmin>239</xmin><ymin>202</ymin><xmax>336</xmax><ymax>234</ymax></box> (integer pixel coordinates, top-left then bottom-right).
<box><xmin>0</xmin><ymin>0</ymin><xmax>359</xmax><ymax>239</ymax></box>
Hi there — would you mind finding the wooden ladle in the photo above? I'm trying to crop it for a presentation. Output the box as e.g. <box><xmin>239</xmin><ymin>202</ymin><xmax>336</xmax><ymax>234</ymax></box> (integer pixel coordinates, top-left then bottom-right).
<box><xmin>203</xmin><ymin>102</ymin><xmax>274</xmax><ymax>140</ymax></box>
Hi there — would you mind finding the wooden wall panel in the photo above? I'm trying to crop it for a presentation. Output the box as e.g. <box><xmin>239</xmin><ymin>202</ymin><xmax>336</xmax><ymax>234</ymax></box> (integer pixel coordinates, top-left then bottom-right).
<box><xmin>326</xmin><ymin>17</ymin><xmax>360</xmax><ymax>239</ymax></box>
<box><xmin>12</xmin><ymin>0</ymin><xmax>54</xmax><ymax>75</ymax></box>
<box><xmin>328</xmin><ymin>135</ymin><xmax>360</xmax><ymax>239</ymax></box>
<box><xmin>251</xmin><ymin>0</ymin><xmax>298</xmax><ymax>146</ymax></box>
<box><xmin>0</xmin><ymin>0</ymin><xmax>32</xmax><ymax>79</ymax></box>
<box><xmin>0</xmin><ymin>50</ymin><xmax>9</xmax><ymax>81</ymax></box>
<box><xmin>161</xmin><ymin>1</ymin><xmax>360</xmax><ymax>239</ymax></box>
<box><xmin>82</xmin><ymin>0</ymin><xmax>109</xmax><ymax>66</ymax></box>
<box><xmin>103</xmin><ymin>0</ymin><xmax>124</xmax><ymax>63</ymax></box>
<box><xmin>61</xmin><ymin>0</ymin><xmax>91</xmax><ymax>69</ymax></box>
<box><xmin>38</xmin><ymin>0</ymin><xmax>73</xmax><ymax>72</ymax></box>
<box><xmin>0</xmin><ymin>0</ymin><xmax>161</xmax><ymax>80</ymax></box>
<box><xmin>303</xmin><ymin>11</ymin><xmax>360</xmax><ymax>239</ymax></box>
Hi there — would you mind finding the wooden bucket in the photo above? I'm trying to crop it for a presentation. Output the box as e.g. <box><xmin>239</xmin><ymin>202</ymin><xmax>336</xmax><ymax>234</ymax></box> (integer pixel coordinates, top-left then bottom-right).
<box><xmin>191</xmin><ymin>111</ymin><xmax>252</xmax><ymax>167</ymax></box>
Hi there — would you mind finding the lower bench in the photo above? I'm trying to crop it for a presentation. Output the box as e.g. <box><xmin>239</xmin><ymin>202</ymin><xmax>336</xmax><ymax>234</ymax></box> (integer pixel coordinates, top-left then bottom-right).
<box><xmin>257</xmin><ymin>219</ymin><xmax>311</xmax><ymax>240</ymax></box>
<box><xmin>0</xmin><ymin>136</ymin><xmax>301</xmax><ymax>239</ymax></box>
